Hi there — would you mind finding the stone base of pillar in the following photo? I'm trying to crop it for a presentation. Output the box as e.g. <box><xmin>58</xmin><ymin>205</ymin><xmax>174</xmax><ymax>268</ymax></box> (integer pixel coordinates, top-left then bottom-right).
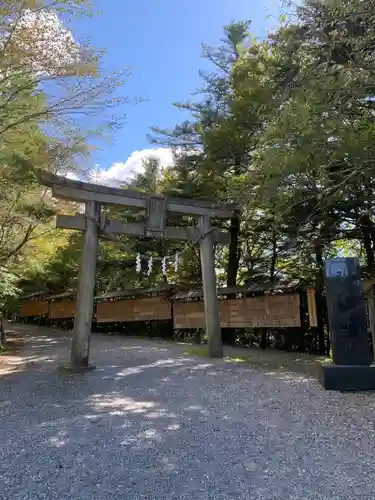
<box><xmin>321</xmin><ymin>364</ymin><xmax>375</xmax><ymax>391</ymax></box>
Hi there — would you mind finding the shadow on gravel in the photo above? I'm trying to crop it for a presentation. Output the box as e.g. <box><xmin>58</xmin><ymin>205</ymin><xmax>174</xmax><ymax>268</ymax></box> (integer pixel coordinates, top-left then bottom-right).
<box><xmin>1</xmin><ymin>347</ymin><xmax>227</xmax><ymax>491</ymax></box>
<box><xmin>2</xmin><ymin>328</ymin><xmax>375</xmax><ymax>500</ymax></box>
<box><xmin>0</xmin><ymin>331</ymin><xmax>71</xmax><ymax>377</ymax></box>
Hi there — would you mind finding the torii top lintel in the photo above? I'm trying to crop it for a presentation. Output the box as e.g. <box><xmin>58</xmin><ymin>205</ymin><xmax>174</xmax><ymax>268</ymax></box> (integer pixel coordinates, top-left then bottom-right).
<box><xmin>39</xmin><ymin>171</ymin><xmax>239</xmax><ymax>219</ymax></box>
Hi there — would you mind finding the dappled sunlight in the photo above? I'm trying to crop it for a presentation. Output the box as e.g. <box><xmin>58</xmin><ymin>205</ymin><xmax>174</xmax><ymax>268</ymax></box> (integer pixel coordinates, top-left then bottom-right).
<box><xmin>115</xmin><ymin>366</ymin><xmax>144</xmax><ymax>377</ymax></box>
<box><xmin>49</xmin><ymin>432</ymin><xmax>69</xmax><ymax>448</ymax></box>
<box><xmin>146</xmin><ymin>410</ymin><xmax>179</xmax><ymax>420</ymax></box>
<box><xmin>118</xmin><ymin>427</ymin><xmax>164</xmax><ymax>448</ymax></box>
<box><xmin>171</xmin><ymin>363</ymin><xmax>215</xmax><ymax>377</ymax></box>
<box><xmin>38</xmin><ymin>392</ymin><xmax>184</xmax><ymax>458</ymax></box>
<box><xmin>28</xmin><ymin>342</ymin><xmax>63</xmax><ymax>350</ymax></box>
<box><xmin>38</xmin><ymin>414</ymin><xmax>92</xmax><ymax>430</ymax></box>
<box><xmin>1</xmin><ymin>353</ymin><xmax>58</xmax><ymax>376</ymax></box>
<box><xmin>263</xmin><ymin>370</ymin><xmax>317</xmax><ymax>384</ymax></box>
<box><xmin>115</xmin><ymin>357</ymin><xmax>193</xmax><ymax>378</ymax></box>
<box><xmin>123</xmin><ymin>345</ymin><xmax>170</xmax><ymax>353</ymax></box>
<box><xmin>138</xmin><ymin>428</ymin><xmax>163</xmax><ymax>441</ymax></box>
<box><xmin>1</xmin><ymin>326</ymin><xmax>71</xmax><ymax>378</ymax></box>
<box><xmin>28</xmin><ymin>336</ymin><xmax>66</xmax><ymax>344</ymax></box>
<box><xmin>185</xmin><ymin>404</ymin><xmax>208</xmax><ymax>413</ymax></box>
<box><xmin>65</xmin><ymin>392</ymin><xmax>186</xmax><ymax>454</ymax></box>
<box><xmin>99</xmin><ymin>344</ymin><xmax>171</xmax><ymax>355</ymax></box>
<box><xmin>189</xmin><ymin>363</ymin><xmax>214</xmax><ymax>371</ymax></box>
<box><xmin>116</xmin><ymin>416</ymin><xmax>183</xmax><ymax>450</ymax></box>
<box><xmin>90</xmin><ymin>394</ymin><xmax>157</xmax><ymax>413</ymax></box>
<box><xmin>154</xmin><ymin>456</ymin><xmax>177</xmax><ymax>473</ymax></box>
<box><xmin>154</xmin><ymin>358</ymin><xmax>189</xmax><ymax>366</ymax></box>
<box><xmin>167</xmin><ymin>423</ymin><xmax>180</xmax><ymax>431</ymax></box>
<box><xmin>224</xmin><ymin>356</ymin><xmax>246</xmax><ymax>363</ymax></box>
<box><xmin>25</xmin><ymin>354</ymin><xmax>58</xmax><ymax>363</ymax></box>
<box><xmin>0</xmin><ymin>365</ymin><xmax>22</xmax><ymax>376</ymax></box>
<box><xmin>3</xmin><ymin>323</ymin><xmax>375</xmax><ymax>500</ymax></box>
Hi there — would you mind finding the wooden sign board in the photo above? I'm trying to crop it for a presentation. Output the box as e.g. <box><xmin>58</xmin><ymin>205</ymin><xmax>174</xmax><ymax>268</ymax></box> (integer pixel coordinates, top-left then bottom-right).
<box><xmin>49</xmin><ymin>299</ymin><xmax>76</xmax><ymax>319</ymax></box>
<box><xmin>306</xmin><ymin>288</ymin><xmax>318</xmax><ymax>327</ymax></box>
<box><xmin>96</xmin><ymin>297</ymin><xmax>172</xmax><ymax>323</ymax></box>
<box><xmin>173</xmin><ymin>294</ymin><xmax>301</xmax><ymax>329</ymax></box>
<box><xmin>222</xmin><ymin>294</ymin><xmax>301</xmax><ymax>328</ymax></box>
<box><xmin>21</xmin><ymin>300</ymin><xmax>49</xmax><ymax>317</ymax></box>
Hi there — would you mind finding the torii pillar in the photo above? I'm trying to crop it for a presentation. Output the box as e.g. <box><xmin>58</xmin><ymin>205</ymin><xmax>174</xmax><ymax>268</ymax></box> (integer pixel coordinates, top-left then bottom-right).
<box><xmin>71</xmin><ymin>200</ymin><xmax>100</xmax><ymax>369</ymax></box>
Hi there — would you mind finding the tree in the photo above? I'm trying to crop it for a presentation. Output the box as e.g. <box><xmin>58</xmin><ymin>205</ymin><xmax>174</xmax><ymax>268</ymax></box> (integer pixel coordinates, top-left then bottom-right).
<box><xmin>223</xmin><ymin>0</ymin><xmax>375</xmax><ymax>352</ymax></box>
<box><xmin>0</xmin><ymin>1</ymin><xmax>129</xmax><ymax>139</ymax></box>
<box><xmin>16</xmin><ymin>1</ymin><xmax>375</xmax><ymax>355</ymax></box>
<box><xmin>0</xmin><ymin>0</ymin><xmax>132</xmax><ymax>306</ymax></box>
<box><xmin>151</xmin><ymin>22</ymin><xmax>257</xmax><ymax>290</ymax></box>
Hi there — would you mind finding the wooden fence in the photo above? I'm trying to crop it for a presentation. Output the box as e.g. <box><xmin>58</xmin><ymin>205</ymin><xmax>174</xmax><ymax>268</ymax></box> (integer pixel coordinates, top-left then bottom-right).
<box><xmin>49</xmin><ymin>299</ymin><xmax>76</xmax><ymax>319</ymax></box>
<box><xmin>96</xmin><ymin>296</ymin><xmax>172</xmax><ymax>323</ymax></box>
<box><xmin>173</xmin><ymin>294</ymin><xmax>301</xmax><ymax>329</ymax></box>
<box><xmin>20</xmin><ymin>299</ymin><xmax>49</xmax><ymax>317</ymax></box>
<box><xmin>48</xmin><ymin>292</ymin><xmax>76</xmax><ymax>319</ymax></box>
<box><xmin>18</xmin><ymin>283</ymin><xmax>316</xmax><ymax>329</ymax></box>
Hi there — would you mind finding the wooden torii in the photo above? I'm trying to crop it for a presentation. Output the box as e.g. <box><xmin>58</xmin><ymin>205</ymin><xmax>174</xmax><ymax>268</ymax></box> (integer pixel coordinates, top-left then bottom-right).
<box><xmin>40</xmin><ymin>171</ymin><xmax>237</xmax><ymax>369</ymax></box>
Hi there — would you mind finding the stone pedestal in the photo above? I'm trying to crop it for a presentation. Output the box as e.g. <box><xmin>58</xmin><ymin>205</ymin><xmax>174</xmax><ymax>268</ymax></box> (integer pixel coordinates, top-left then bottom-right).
<box><xmin>322</xmin><ymin>258</ymin><xmax>374</xmax><ymax>391</ymax></box>
<box><xmin>321</xmin><ymin>364</ymin><xmax>375</xmax><ymax>391</ymax></box>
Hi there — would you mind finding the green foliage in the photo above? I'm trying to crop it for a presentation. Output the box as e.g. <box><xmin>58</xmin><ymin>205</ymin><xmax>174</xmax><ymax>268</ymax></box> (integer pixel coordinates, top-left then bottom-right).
<box><xmin>0</xmin><ymin>0</ymin><xmax>131</xmax><ymax>305</ymax></box>
<box><xmin>0</xmin><ymin>269</ymin><xmax>20</xmax><ymax>303</ymax></box>
<box><xmin>10</xmin><ymin>0</ymin><xmax>375</xmax><ymax>355</ymax></box>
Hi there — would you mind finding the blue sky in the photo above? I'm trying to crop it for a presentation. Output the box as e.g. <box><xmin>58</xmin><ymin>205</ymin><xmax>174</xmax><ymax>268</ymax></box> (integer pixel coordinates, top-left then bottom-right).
<box><xmin>72</xmin><ymin>0</ymin><xmax>282</xmax><ymax>182</ymax></box>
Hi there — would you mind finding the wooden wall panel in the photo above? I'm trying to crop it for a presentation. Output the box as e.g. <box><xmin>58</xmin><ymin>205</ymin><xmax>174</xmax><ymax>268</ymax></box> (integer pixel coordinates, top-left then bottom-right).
<box><xmin>49</xmin><ymin>299</ymin><xmax>76</xmax><ymax>319</ymax></box>
<box><xmin>21</xmin><ymin>300</ymin><xmax>49</xmax><ymax>317</ymax></box>
<box><xmin>96</xmin><ymin>297</ymin><xmax>172</xmax><ymax>323</ymax></box>
<box><xmin>173</xmin><ymin>294</ymin><xmax>301</xmax><ymax>329</ymax></box>
<box><xmin>173</xmin><ymin>301</ymin><xmax>205</xmax><ymax>329</ymax></box>
<box><xmin>220</xmin><ymin>294</ymin><xmax>301</xmax><ymax>328</ymax></box>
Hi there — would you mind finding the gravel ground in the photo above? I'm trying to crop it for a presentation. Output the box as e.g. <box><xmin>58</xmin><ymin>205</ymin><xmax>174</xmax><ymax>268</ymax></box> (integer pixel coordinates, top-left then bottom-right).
<box><xmin>1</xmin><ymin>324</ymin><xmax>375</xmax><ymax>500</ymax></box>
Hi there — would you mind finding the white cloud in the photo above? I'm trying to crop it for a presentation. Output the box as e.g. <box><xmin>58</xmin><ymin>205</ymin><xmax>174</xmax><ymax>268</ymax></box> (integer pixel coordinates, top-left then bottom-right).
<box><xmin>65</xmin><ymin>171</ymin><xmax>79</xmax><ymax>181</ymax></box>
<box><xmin>64</xmin><ymin>147</ymin><xmax>205</xmax><ymax>187</ymax></box>
<box><xmin>89</xmin><ymin>148</ymin><xmax>174</xmax><ymax>186</ymax></box>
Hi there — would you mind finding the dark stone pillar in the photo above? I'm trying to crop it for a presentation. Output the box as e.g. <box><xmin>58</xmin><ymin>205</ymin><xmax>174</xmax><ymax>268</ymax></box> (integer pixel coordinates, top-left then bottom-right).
<box><xmin>321</xmin><ymin>257</ymin><xmax>375</xmax><ymax>391</ymax></box>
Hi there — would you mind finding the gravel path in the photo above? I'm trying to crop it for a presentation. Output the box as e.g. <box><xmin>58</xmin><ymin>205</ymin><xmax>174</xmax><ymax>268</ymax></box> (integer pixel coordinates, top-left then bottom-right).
<box><xmin>1</xmin><ymin>324</ymin><xmax>375</xmax><ymax>500</ymax></box>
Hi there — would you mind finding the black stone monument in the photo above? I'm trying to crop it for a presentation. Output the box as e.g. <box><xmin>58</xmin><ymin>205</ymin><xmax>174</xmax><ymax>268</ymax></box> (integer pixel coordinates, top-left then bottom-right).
<box><xmin>321</xmin><ymin>257</ymin><xmax>375</xmax><ymax>391</ymax></box>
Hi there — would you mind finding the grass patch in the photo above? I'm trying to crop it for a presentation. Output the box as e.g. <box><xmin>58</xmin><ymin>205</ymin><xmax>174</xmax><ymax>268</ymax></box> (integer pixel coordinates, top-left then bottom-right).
<box><xmin>184</xmin><ymin>345</ymin><xmax>331</xmax><ymax>380</ymax></box>
<box><xmin>57</xmin><ymin>363</ymin><xmax>76</xmax><ymax>374</ymax></box>
<box><xmin>185</xmin><ymin>346</ymin><xmax>209</xmax><ymax>357</ymax></box>
<box><xmin>0</xmin><ymin>347</ymin><xmax>13</xmax><ymax>356</ymax></box>
<box><xmin>57</xmin><ymin>363</ymin><xmax>96</xmax><ymax>375</ymax></box>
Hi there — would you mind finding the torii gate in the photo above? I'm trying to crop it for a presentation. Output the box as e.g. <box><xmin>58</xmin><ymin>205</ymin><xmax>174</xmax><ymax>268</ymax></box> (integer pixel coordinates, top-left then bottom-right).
<box><xmin>40</xmin><ymin>171</ymin><xmax>237</xmax><ymax>370</ymax></box>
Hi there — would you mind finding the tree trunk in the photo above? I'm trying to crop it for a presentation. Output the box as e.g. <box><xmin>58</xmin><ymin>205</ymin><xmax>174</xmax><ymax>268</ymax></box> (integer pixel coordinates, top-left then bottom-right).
<box><xmin>223</xmin><ymin>213</ymin><xmax>241</xmax><ymax>346</ymax></box>
<box><xmin>269</xmin><ymin>228</ymin><xmax>277</xmax><ymax>282</ymax></box>
<box><xmin>0</xmin><ymin>318</ymin><xmax>5</xmax><ymax>349</ymax></box>
<box><xmin>358</xmin><ymin>214</ymin><xmax>375</xmax><ymax>272</ymax></box>
<box><xmin>314</xmin><ymin>241</ymin><xmax>327</xmax><ymax>355</ymax></box>
<box><xmin>260</xmin><ymin>229</ymin><xmax>277</xmax><ymax>350</ymax></box>
<box><xmin>226</xmin><ymin>213</ymin><xmax>240</xmax><ymax>288</ymax></box>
